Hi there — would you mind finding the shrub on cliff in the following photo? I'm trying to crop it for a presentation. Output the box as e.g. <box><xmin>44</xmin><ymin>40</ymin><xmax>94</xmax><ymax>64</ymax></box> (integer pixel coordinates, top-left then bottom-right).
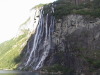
<box><xmin>53</xmin><ymin>0</ymin><xmax>100</xmax><ymax>18</ymax></box>
<box><xmin>53</xmin><ymin>2</ymin><xmax>76</xmax><ymax>18</ymax></box>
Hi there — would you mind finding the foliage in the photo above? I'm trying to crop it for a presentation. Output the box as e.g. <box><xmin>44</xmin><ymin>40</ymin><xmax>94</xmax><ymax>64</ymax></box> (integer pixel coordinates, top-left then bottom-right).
<box><xmin>52</xmin><ymin>0</ymin><xmax>100</xmax><ymax>19</ymax></box>
<box><xmin>53</xmin><ymin>2</ymin><xmax>75</xmax><ymax>19</ymax></box>
<box><xmin>32</xmin><ymin>4</ymin><xmax>47</xmax><ymax>9</ymax></box>
<box><xmin>43</xmin><ymin>64</ymin><xmax>74</xmax><ymax>74</ymax></box>
<box><xmin>0</xmin><ymin>30</ymin><xmax>30</xmax><ymax>69</ymax></box>
<box><xmin>73</xmin><ymin>8</ymin><xmax>100</xmax><ymax>17</ymax></box>
<box><xmin>85</xmin><ymin>57</ymin><xmax>100</xmax><ymax>69</ymax></box>
<box><xmin>43</xmin><ymin>4</ymin><xmax>52</xmax><ymax>15</ymax></box>
<box><xmin>14</xmin><ymin>55</ymin><xmax>22</xmax><ymax>64</ymax></box>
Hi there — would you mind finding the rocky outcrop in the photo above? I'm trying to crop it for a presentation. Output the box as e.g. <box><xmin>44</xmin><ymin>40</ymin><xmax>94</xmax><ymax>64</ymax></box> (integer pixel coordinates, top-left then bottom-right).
<box><xmin>44</xmin><ymin>15</ymin><xmax>100</xmax><ymax>75</ymax></box>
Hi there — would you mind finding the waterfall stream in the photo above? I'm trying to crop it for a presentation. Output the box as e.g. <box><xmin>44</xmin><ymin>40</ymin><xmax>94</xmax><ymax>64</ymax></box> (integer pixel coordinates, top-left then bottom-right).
<box><xmin>23</xmin><ymin>5</ymin><xmax>55</xmax><ymax>70</ymax></box>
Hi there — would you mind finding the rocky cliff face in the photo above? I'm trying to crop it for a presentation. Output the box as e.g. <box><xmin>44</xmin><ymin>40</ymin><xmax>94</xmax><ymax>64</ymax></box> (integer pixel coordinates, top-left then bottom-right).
<box><xmin>45</xmin><ymin>15</ymin><xmax>100</xmax><ymax>75</ymax></box>
<box><xmin>18</xmin><ymin>5</ymin><xmax>100</xmax><ymax>75</ymax></box>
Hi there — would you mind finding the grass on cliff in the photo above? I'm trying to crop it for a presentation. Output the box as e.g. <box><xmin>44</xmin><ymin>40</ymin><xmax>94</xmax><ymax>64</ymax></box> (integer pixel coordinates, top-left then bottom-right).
<box><xmin>53</xmin><ymin>0</ymin><xmax>100</xmax><ymax>19</ymax></box>
<box><xmin>0</xmin><ymin>30</ymin><xmax>30</xmax><ymax>70</ymax></box>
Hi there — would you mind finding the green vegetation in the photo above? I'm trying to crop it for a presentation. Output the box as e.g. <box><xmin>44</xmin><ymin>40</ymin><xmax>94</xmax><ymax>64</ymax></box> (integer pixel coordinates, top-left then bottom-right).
<box><xmin>53</xmin><ymin>2</ymin><xmax>73</xmax><ymax>18</ymax></box>
<box><xmin>0</xmin><ymin>30</ymin><xmax>30</xmax><ymax>70</ymax></box>
<box><xmin>43</xmin><ymin>4</ymin><xmax>52</xmax><ymax>15</ymax></box>
<box><xmin>52</xmin><ymin>0</ymin><xmax>100</xmax><ymax>19</ymax></box>
<box><xmin>85</xmin><ymin>57</ymin><xmax>100</xmax><ymax>69</ymax></box>
<box><xmin>73</xmin><ymin>8</ymin><xmax>100</xmax><ymax>17</ymax></box>
<box><xmin>31</xmin><ymin>4</ymin><xmax>47</xmax><ymax>9</ymax></box>
<box><xmin>42</xmin><ymin>64</ymin><xmax>74</xmax><ymax>74</ymax></box>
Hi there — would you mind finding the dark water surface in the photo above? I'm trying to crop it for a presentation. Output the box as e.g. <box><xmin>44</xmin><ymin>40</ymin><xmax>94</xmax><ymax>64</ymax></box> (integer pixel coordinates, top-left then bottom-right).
<box><xmin>0</xmin><ymin>70</ymin><xmax>56</xmax><ymax>75</ymax></box>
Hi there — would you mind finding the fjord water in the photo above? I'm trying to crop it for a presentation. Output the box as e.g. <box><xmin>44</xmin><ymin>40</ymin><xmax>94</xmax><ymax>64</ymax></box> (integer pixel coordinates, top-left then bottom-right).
<box><xmin>0</xmin><ymin>70</ymin><xmax>60</xmax><ymax>75</ymax></box>
<box><xmin>0</xmin><ymin>70</ymin><xmax>39</xmax><ymax>75</ymax></box>
<box><xmin>0</xmin><ymin>70</ymin><xmax>40</xmax><ymax>75</ymax></box>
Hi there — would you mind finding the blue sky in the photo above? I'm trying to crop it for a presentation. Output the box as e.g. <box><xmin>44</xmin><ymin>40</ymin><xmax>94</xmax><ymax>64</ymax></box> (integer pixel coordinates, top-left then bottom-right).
<box><xmin>0</xmin><ymin>0</ymin><xmax>56</xmax><ymax>43</ymax></box>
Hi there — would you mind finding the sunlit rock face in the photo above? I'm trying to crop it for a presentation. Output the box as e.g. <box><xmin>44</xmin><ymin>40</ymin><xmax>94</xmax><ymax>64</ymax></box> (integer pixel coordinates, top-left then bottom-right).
<box><xmin>19</xmin><ymin>3</ymin><xmax>100</xmax><ymax>75</ymax></box>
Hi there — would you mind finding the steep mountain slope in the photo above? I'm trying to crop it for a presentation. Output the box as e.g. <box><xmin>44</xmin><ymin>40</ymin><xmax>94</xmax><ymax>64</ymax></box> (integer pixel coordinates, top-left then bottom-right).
<box><xmin>18</xmin><ymin>0</ymin><xmax>100</xmax><ymax>75</ymax></box>
<box><xmin>0</xmin><ymin>5</ymin><xmax>41</xmax><ymax>69</ymax></box>
<box><xmin>0</xmin><ymin>0</ymin><xmax>100</xmax><ymax>75</ymax></box>
<box><xmin>0</xmin><ymin>29</ymin><xmax>30</xmax><ymax>69</ymax></box>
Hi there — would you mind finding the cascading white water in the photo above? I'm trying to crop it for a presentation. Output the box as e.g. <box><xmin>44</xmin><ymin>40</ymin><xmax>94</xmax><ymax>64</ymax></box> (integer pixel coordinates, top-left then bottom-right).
<box><xmin>45</xmin><ymin>14</ymin><xmax>49</xmax><ymax>39</ymax></box>
<box><xmin>35</xmin><ymin>13</ymin><xmax>51</xmax><ymax>70</ymax></box>
<box><xmin>25</xmin><ymin>8</ymin><xmax>44</xmax><ymax>66</ymax></box>
<box><xmin>24</xmin><ymin>4</ymin><xmax>55</xmax><ymax>70</ymax></box>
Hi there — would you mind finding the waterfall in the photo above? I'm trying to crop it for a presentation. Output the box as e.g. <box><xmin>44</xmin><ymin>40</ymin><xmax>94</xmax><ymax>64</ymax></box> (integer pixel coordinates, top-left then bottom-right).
<box><xmin>23</xmin><ymin>4</ymin><xmax>55</xmax><ymax>70</ymax></box>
